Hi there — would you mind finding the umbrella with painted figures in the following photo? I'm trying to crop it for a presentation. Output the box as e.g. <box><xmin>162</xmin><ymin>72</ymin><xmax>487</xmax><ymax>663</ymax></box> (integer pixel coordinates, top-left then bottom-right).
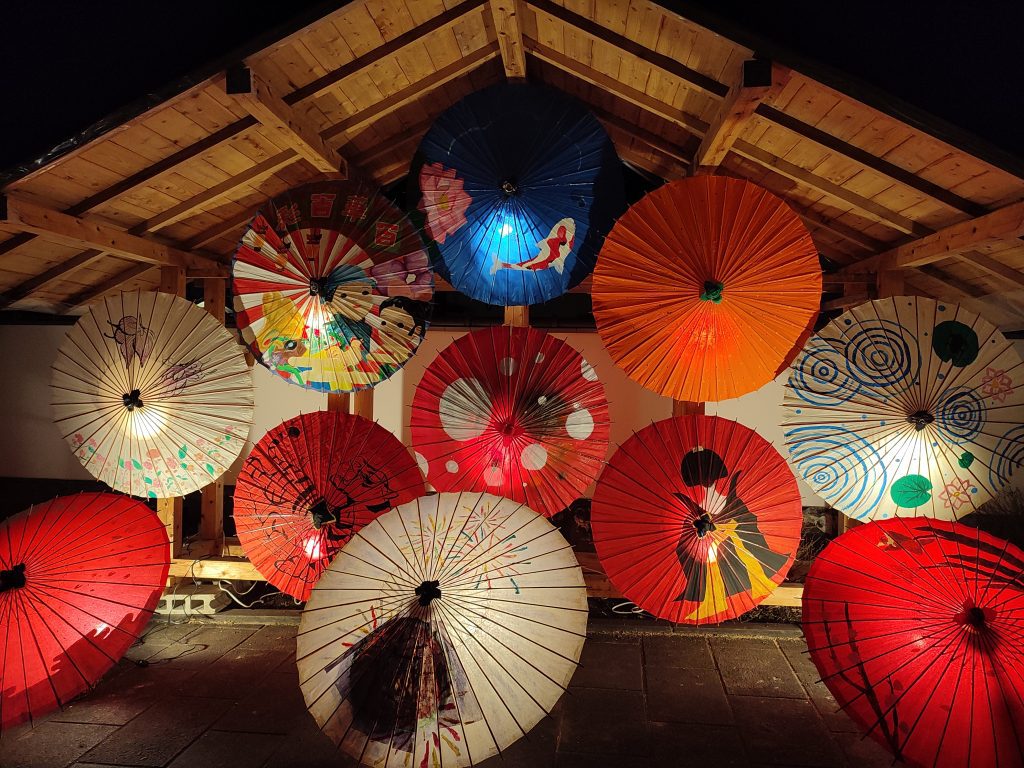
<box><xmin>784</xmin><ymin>295</ymin><xmax>1024</xmax><ymax>521</ymax></box>
<box><xmin>411</xmin><ymin>82</ymin><xmax>624</xmax><ymax>306</ymax></box>
<box><xmin>411</xmin><ymin>325</ymin><xmax>610</xmax><ymax>516</ymax></box>
<box><xmin>803</xmin><ymin>516</ymin><xmax>1024</xmax><ymax>768</ymax></box>
<box><xmin>593</xmin><ymin>176</ymin><xmax>822</xmax><ymax>402</ymax></box>
<box><xmin>1</xmin><ymin>493</ymin><xmax>169</xmax><ymax>730</ymax></box>
<box><xmin>592</xmin><ymin>415</ymin><xmax>803</xmax><ymax>624</ymax></box>
<box><xmin>297</xmin><ymin>491</ymin><xmax>587</xmax><ymax>767</ymax></box>
<box><xmin>51</xmin><ymin>290</ymin><xmax>253</xmax><ymax>498</ymax></box>
<box><xmin>233</xmin><ymin>410</ymin><xmax>427</xmax><ymax>601</ymax></box>
<box><xmin>232</xmin><ymin>179</ymin><xmax>432</xmax><ymax>393</ymax></box>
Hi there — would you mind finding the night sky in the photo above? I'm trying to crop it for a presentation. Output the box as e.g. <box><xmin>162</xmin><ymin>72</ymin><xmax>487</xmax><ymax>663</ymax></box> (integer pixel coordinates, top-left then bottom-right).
<box><xmin>1</xmin><ymin>0</ymin><xmax>1021</xmax><ymax>174</ymax></box>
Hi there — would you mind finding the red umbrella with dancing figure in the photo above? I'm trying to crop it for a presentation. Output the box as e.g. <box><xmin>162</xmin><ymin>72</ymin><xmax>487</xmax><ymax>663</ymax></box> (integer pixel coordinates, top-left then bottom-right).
<box><xmin>803</xmin><ymin>517</ymin><xmax>1024</xmax><ymax>768</ymax></box>
<box><xmin>592</xmin><ymin>415</ymin><xmax>802</xmax><ymax>624</ymax></box>
<box><xmin>233</xmin><ymin>411</ymin><xmax>426</xmax><ymax>601</ymax></box>
<box><xmin>410</xmin><ymin>325</ymin><xmax>610</xmax><ymax>516</ymax></box>
<box><xmin>1</xmin><ymin>493</ymin><xmax>169</xmax><ymax>731</ymax></box>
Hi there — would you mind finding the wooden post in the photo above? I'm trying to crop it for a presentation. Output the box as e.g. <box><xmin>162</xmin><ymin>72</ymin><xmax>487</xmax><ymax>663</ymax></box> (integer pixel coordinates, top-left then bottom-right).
<box><xmin>672</xmin><ymin>400</ymin><xmax>706</xmax><ymax>417</ymax></box>
<box><xmin>876</xmin><ymin>269</ymin><xmax>906</xmax><ymax>298</ymax></box>
<box><xmin>199</xmin><ymin>278</ymin><xmax>226</xmax><ymax>550</ymax></box>
<box><xmin>352</xmin><ymin>390</ymin><xmax>374</xmax><ymax>420</ymax></box>
<box><xmin>504</xmin><ymin>305</ymin><xmax>529</xmax><ymax>327</ymax></box>
<box><xmin>327</xmin><ymin>392</ymin><xmax>350</xmax><ymax>413</ymax></box>
<box><xmin>157</xmin><ymin>266</ymin><xmax>185</xmax><ymax>560</ymax></box>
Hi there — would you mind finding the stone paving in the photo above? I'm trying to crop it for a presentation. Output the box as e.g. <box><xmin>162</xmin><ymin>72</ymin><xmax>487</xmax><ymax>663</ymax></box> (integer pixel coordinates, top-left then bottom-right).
<box><xmin>0</xmin><ymin>617</ymin><xmax>896</xmax><ymax>768</ymax></box>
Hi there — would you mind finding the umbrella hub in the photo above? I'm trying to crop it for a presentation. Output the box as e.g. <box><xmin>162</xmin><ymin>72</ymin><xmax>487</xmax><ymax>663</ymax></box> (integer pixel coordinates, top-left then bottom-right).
<box><xmin>700</xmin><ymin>280</ymin><xmax>725</xmax><ymax>303</ymax></box>
<box><xmin>308</xmin><ymin>277</ymin><xmax>336</xmax><ymax>302</ymax></box>
<box><xmin>122</xmin><ymin>389</ymin><xmax>144</xmax><ymax>411</ymax></box>
<box><xmin>415</xmin><ymin>579</ymin><xmax>442</xmax><ymax>607</ymax></box>
<box><xmin>497</xmin><ymin>418</ymin><xmax>524</xmax><ymax>440</ymax></box>
<box><xmin>0</xmin><ymin>563</ymin><xmax>26</xmax><ymax>593</ymax></box>
<box><xmin>907</xmin><ymin>410</ymin><xmax>935</xmax><ymax>431</ymax></box>
<box><xmin>309</xmin><ymin>499</ymin><xmax>337</xmax><ymax>530</ymax></box>
<box><xmin>692</xmin><ymin>513</ymin><xmax>717</xmax><ymax>538</ymax></box>
<box><xmin>963</xmin><ymin>606</ymin><xmax>988</xmax><ymax>630</ymax></box>
<box><xmin>501</xmin><ymin>178</ymin><xmax>519</xmax><ymax>196</ymax></box>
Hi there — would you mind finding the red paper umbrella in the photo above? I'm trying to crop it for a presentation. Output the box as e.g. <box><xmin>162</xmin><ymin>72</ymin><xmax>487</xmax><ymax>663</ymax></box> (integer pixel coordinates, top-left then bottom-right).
<box><xmin>410</xmin><ymin>325</ymin><xmax>610</xmax><ymax>516</ymax></box>
<box><xmin>803</xmin><ymin>517</ymin><xmax>1024</xmax><ymax>768</ymax></box>
<box><xmin>592</xmin><ymin>415</ymin><xmax>802</xmax><ymax>624</ymax></box>
<box><xmin>0</xmin><ymin>493</ymin><xmax>169</xmax><ymax>731</ymax></box>
<box><xmin>233</xmin><ymin>411</ymin><xmax>426</xmax><ymax>601</ymax></box>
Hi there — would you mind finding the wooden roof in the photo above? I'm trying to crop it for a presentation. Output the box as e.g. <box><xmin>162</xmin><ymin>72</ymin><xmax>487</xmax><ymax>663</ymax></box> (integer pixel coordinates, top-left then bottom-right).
<box><xmin>2</xmin><ymin>0</ymin><xmax>1023</xmax><ymax>329</ymax></box>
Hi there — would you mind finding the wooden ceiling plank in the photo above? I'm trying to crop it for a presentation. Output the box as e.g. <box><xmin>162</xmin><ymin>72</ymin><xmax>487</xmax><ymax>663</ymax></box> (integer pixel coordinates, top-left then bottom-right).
<box><xmin>796</xmin><ymin>206</ymin><xmax>888</xmax><ymax>253</ymax></box>
<box><xmin>755</xmin><ymin>104</ymin><xmax>989</xmax><ymax>217</ymax></box>
<box><xmin>322</xmin><ymin>43</ymin><xmax>499</xmax><ymax>141</ymax></box>
<box><xmin>284</xmin><ymin>0</ymin><xmax>489</xmax><ymax>105</ymax></box>
<box><xmin>490</xmin><ymin>0</ymin><xmax>527</xmax><ymax>79</ymax></box>
<box><xmin>837</xmin><ymin>199</ymin><xmax>1024</xmax><ymax>275</ymax></box>
<box><xmin>524</xmin><ymin>38</ymin><xmax>708</xmax><ymax>134</ymax></box>
<box><xmin>60</xmin><ymin>263</ymin><xmax>157</xmax><ymax>311</ymax></box>
<box><xmin>962</xmin><ymin>250</ymin><xmax>1024</xmax><ymax>290</ymax></box>
<box><xmin>0</xmin><ymin>249</ymin><xmax>106</xmax><ymax>309</ymax></box>
<box><xmin>912</xmin><ymin>266</ymin><xmax>987</xmax><ymax>301</ymax></box>
<box><xmin>526</xmin><ymin>0</ymin><xmax>729</xmax><ymax>98</ymax></box>
<box><xmin>731</xmin><ymin>139</ymin><xmax>932</xmax><ymax>237</ymax></box>
<box><xmin>226</xmin><ymin>67</ymin><xmax>350</xmax><ymax>177</ymax></box>
<box><xmin>184</xmin><ymin>209</ymin><xmax>257</xmax><ymax>251</ymax></box>
<box><xmin>695</xmin><ymin>60</ymin><xmax>788</xmax><ymax>169</ymax></box>
<box><xmin>0</xmin><ymin>196</ymin><xmax>222</xmax><ymax>271</ymax></box>
<box><xmin>594</xmin><ymin>110</ymin><xmax>691</xmax><ymax>166</ymax></box>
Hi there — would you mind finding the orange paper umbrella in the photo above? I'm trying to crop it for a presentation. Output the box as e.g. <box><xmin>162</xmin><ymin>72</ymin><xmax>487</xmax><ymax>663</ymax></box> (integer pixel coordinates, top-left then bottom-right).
<box><xmin>593</xmin><ymin>177</ymin><xmax>822</xmax><ymax>402</ymax></box>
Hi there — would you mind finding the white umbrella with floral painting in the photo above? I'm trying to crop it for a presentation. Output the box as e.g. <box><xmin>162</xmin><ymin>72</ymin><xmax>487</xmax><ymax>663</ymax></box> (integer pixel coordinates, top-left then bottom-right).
<box><xmin>783</xmin><ymin>295</ymin><xmax>1024</xmax><ymax>521</ymax></box>
<box><xmin>297</xmin><ymin>491</ymin><xmax>587</xmax><ymax>768</ymax></box>
<box><xmin>51</xmin><ymin>290</ymin><xmax>253</xmax><ymax>498</ymax></box>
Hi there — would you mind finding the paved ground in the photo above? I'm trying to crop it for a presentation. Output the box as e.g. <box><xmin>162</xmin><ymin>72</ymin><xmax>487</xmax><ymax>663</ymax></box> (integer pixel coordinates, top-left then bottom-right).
<box><xmin>0</xmin><ymin>616</ymin><xmax>895</xmax><ymax>768</ymax></box>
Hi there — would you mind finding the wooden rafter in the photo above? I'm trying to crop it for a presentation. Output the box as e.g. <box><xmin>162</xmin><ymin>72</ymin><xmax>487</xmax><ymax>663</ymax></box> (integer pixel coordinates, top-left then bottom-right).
<box><xmin>837</xmin><ymin>199</ymin><xmax>1024</xmax><ymax>275</ymax></box>
<box><xmin>60</xmin><ymin>263</ymin><xmax>156</xmax><ymax>311</ymax></box>
<box><xmin>962</xmin><ymin>250</ymin><xmax>1024</xmax><ymax>290</ymax></box>
<box><xmin>525</xmin><ymin>39</ymin><xmax>708</xmax><ymax>134</ymax></box>
<box><xmin>731</xmin><ymin>140</ymin><xmax>932</xmax><ymax>237</ymax></box>
<box><xmin>0</xmin><ymin>196</ymin><xmax>223</xmax><ymax>271</ymax></box>
<box><xmin>915</xmin><ymin>264</ymin><xmax>987</xmax><ymax>300</ymax></box>
<box><xmin>755</xmin><ymin>104</ymin><xmax>989</xmax><ymax>217</ymax></box>
<box><xmin>184</xmin><ymin>209</ymin><xmax>258</xmax><ymax>251</ymax></box>
<box><xmin>227</xmin><ymin>66</ymin><xmax>350</xmax><ymax>176</ymax></box>
<box><xmin>593</xmin><ymin>109</ymin><xmax>691</xmax><ymax>167</ymax></box>
<box><xmin>795</xmin><ymin>207</ymin><xmax>888</xmax><ymax>253</ymax></box>
<box><xmin>284</xmin><ymin>0</ymin><xmax>489</xmax><ymax>105</ymax></box>
<box><xmin>695</xmin><ymin>60</ymin><xmax>787</xmax><ymax>169</ymax></box>
<box><xmin>0</xmin><ymin>249</ymin><xmax>106</xmax><ymax>309</ymax></box>
<box><xmin>490</xmin><ymin>0</ymin><xmax>527</xmax><ymax>79</ymax></box>
<box><xmin>321</xmin><ymin>43</ymin><xmax>500</xmax><ymax>141</ymax></box>
<box><xmin>526</xmin><ymin>0</ymin><xmax>730</xmax><ymax>98</ymax></box>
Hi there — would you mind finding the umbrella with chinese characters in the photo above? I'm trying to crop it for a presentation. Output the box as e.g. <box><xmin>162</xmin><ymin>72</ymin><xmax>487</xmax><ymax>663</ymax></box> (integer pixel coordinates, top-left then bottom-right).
<box><xmin>593</xmin><ymin>176</ymin><xmax>822</xmax><ymax>402</ymax></box>
<box><xmin>592</xmin><ymin>415</ymin><xmax>802</xmax><ymax>624</ymax></box>
<box><xmin>297</xmin><ymin>491</ymin><xmax>587</xmax><ymax>767</ymax></box>
<box><xmin>51</xmin><ymin>290</ymin><xmax>253</xmax><ymax>498</ymax></box>
<box><xmin>803</xmin><ymin>516</ymin><xmax>1024</xmax><ymax>768</ymax></box>
<box><xmin>411</xmin><ymin>325</ymin><xmax>610</xmax><ymax>516</ymax></box>
<box><xmin>233</xmin><ymin>179</ymin><xmax>432</xmax><ymax>393</ymax></box>
<box><xmin>1</xmin><ymin>493</ymin><xmax>169</xmax><ymax>730</ymax></box>
<box><xmin>233</xmin><ymin>411</ymin><xmax>426</xmax><ymax>601</ymax></box>
<box><xmin>411</xmin><ymin>82</ymin><xmax>624</xmax><ymax>306</ymax></box>
<box><xmin>784</xmin><ymin>295</ymin><xmax>1024</xmax><ymax>521</ymax></box>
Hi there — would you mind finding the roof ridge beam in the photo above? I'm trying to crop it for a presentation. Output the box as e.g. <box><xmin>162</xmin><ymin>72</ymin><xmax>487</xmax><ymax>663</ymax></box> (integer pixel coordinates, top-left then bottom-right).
<box><xmin>490</xmin><ymin>0</ymin><xmax>527</xmax><ymax>79</ymax></box>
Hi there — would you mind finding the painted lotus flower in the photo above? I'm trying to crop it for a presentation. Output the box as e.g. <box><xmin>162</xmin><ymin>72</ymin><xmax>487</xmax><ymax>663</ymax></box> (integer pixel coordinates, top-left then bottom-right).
<box><xmin>418</xmin><ymin>162</ymin><xmax>471</xmax><ymax>244</ymax></box>
<box><xmin>370</xmin><ymin>250</ymin><xmax>433</xmax><ymax>300</ymax></box>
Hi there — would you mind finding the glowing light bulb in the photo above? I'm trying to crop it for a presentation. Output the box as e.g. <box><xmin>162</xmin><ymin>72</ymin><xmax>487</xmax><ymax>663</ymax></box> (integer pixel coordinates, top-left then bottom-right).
<box><xmin>131</xmin><ymin>407</ymin><xmax>165</xmax><ymax>438</ymax></box>
<box><xmin>500</xmin><ymin>223</ymin><xmax>514</xmax><ymax>236</ymax></box>
<box><xmin>304</xmin><ymin>535</ymin><xmax>323</xmax><ymax>559</ymax></box>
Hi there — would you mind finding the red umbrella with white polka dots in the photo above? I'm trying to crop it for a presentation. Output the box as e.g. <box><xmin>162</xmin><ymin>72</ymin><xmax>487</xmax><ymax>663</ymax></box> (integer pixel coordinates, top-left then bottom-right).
<box><xmin>411</xmin><ymin>326</ymin><xmax>609</xmax><ymax>516</ymax></box>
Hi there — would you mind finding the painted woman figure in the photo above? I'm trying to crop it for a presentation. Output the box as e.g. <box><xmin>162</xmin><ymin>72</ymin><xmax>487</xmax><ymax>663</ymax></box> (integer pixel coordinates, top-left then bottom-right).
<box><xmin>673</xmin><ymin>448</ymin><xmax>791</xmax><ymax>608</ymax></box>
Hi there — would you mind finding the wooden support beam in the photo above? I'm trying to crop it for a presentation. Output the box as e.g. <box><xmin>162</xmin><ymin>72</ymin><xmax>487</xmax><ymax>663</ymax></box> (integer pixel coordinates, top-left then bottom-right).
<box><xmin>61</xmin><ymin>263</ymin><xmax>156</xmax><ymax>310</ymax></box>
<box><xmin>285</xmin><ymin>0</ymin><xmax>489</xmax><ymax>104</ymax></box>
<box><xmin>837</xmin><ymin>199</ymin><xmax>1024</xmax><ymax>275</ymax></box>
<box><xmin>876</xmin><ymin>269</ymin><xmax>905</xmax><ymax>299</ymax></box>
<box><xmin>755</xmin><ymin>105</ymin><xmax>989</xmax><ymax>217</ymax></box>
<box><xmin>731</xmin><ymin>141</ymin><xmax>932</xmax><ymax>237</ymax></box>
<box><xmin>524</xmin><ymin>38</ymin><xmax>708</xmax><ymax>135</ymax></box>
<box><xmin>695</xmin><ymin>59</ymin><xmax>785</xmax><ymax>168</ymax></box>
<box><xmin>0</xmin><ymin>249</ymin><xmax>105</xmax><ymax>309</ymax></box>
<box><xmin>360</xmin><ymin>119</ymin><xmax>433</xmax><ymax>167</ymax></box>
<box><xmin>200</xmin><ymin>278</ymin><xmax>227</xmax><ymax>548</ymax></box>
<box><xmin>168</xmin><ymin>557</ymin><xmax>262</xmax><ymax>581</ymax></box>
<box><xmin>490</xmin><ymin>0</ymin><xmax>527</xmax><ymax>79</ymax></box>
<box><xmin>526</xmin><ymin>0</ymin><xmax>730</xmax><ymax>98</ymax></box>
<box><xmin>158</xmin><ymin>265</ymin><xmax>186</xmax><ymax>296</ymax></box>
<box><xmin>0</xmin><ymin>196</ymin><xmax>222</xmax><ymax>270</ymax></box>
<box><xmin>591</xmin><ymin>108</ymin><xmax>692</xmax><ymax>166</ymax></box>
<box><xmin>157</xmin><ymin>265</ymin><xmax>186</xmax><ymax>562</ymax></box>
<box><xmin>327</xmin><ymin>392</ymin><xmax>350</xmax><ymax>413</ymax></box>
<box><xmin>226</xmin><ymin>66</ymin><xmax>349</xmax><ymax>176</ymax></box>
<box><xmin>0</xmin><ymin>118</ymin><xmax>257</xmax><ymax>259</ymax></box>
<box><xmin>322</xmin><ymin>44</ymin><xmax>500</xmax><ymax>142</ymax></box>
<box><xmin>504</xmin><ymin>305</ymin><xmax>529</xmax><ymax>327</ymax></box>
<box><xmin>796</xmin><ymin>207</ymin><xmax>889</xmax><ymax>253</ymax></box>
<box><xmin>352</xmin><ymin>390</ymin><xmax>374</xmax><ymax>421</ymax></box>
<box><xmin>183</xmin><ymin>209</ymin><xmax>256</xmax><ymax>251</ymax></box>
<box><xmin>962</xmin><ymin>250</ymin><xmax>1024</xmax><ymax>290</ymax></box>
<box><xmin>914</xmin><ymin>265</ymin><xmax>987</xmax><ymax>301</ymax></box>
<box><xmin>672</xmin><ymin>401</ymin><xmax>705</xmax><ymax>417</ymax></box>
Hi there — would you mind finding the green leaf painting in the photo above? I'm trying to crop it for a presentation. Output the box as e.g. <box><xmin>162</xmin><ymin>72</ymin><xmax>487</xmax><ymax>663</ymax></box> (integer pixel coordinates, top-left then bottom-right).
<box><xmin>178</xmin><ymin>445</ymin><xmax>188</xmax><ymax>459</ymax></box>
<box><xmin>958</xmin><ymin>451</ymin><xmax>975</xmax><ymax>469</ymax></box>
<box><xmin>131</xmin><ymin>459</ymin><xmax>142</xmax><ymax>470</ymax></box>
<box><xmin>890</xmin><ymin>474</ymin><xmax>933</xmax><ymax>508</ymax></box>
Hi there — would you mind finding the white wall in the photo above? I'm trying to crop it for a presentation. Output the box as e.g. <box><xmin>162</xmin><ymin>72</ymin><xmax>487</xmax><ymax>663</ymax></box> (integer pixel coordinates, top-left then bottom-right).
<box><xmin>0</xmin><ymin>322</ymin><xmax>822</xmax><ymax>503</ymax></box>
